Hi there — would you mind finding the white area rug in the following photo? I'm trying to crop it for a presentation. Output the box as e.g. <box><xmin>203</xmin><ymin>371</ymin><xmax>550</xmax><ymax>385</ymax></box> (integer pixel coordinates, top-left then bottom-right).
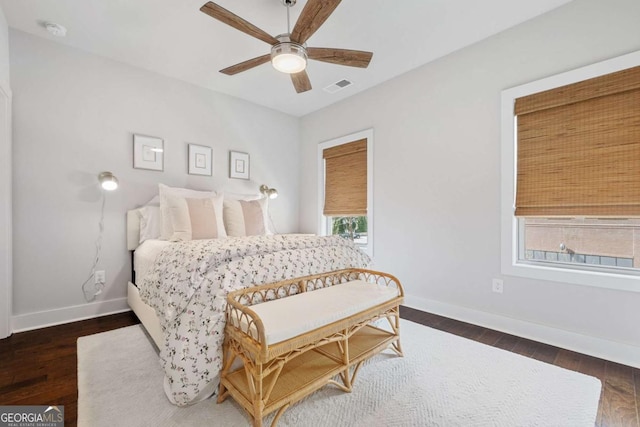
<box><xmin>78</xmin><ymin>320</ymin><xmax>601</xmax><ymax>427</ymax></box>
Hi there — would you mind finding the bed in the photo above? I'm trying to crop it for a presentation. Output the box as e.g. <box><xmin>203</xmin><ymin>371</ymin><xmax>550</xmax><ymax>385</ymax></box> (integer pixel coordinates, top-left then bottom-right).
<box><xmin>125</xmin><ymin>189</ymin><xmax>371</xmax><ymax>406</ymax></box>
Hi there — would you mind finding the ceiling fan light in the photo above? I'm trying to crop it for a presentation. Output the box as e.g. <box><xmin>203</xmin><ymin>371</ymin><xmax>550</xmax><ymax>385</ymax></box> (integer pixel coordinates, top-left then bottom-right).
<box><xmin>271</xmin><ymin>42</ymin><xmax>307</xmax><ymax>74</ymax></box>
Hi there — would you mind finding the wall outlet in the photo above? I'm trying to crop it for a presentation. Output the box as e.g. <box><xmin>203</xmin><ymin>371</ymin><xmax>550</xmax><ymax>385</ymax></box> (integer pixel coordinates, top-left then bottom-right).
<box><xmin>492</xmin><ymin>278</ymin><xmax>504</xmax><ymax>294</ymax></box>
<box><xmin>95</xmin><ymin>270</ymin><xmax>106</xmax><ymax>284</ymax></box>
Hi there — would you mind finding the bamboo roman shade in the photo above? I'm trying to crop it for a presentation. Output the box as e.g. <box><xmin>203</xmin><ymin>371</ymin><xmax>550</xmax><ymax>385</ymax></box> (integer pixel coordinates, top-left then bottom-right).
<box><xmin>514</xmin><ymin>65</ymin><xmax>640</xmax><ymax>217</ymax></box>
<box><xmin>323</xmin><ymin>139</ymin><xmax>367</xmax><ymax>216</ymax></box>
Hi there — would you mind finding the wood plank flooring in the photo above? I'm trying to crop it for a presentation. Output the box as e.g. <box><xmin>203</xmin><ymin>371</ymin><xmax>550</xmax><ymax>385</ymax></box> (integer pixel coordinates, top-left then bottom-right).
<box><xmin>0</xmin><ymin>312</ymin><xmax>140</xmax><ymax>426</ymax></box>
<box><xmin>0</xmin><ymin>308</ymin><xmax>638</xmax><ymax>427</ymax></box>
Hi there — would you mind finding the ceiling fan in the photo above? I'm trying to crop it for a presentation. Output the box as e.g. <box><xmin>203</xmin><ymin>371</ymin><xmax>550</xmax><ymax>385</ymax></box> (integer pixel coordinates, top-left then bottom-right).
<box><xmin>200</xmin><ymin>0</ymin><xmax>373</xmax><ymax>94</ymax></box>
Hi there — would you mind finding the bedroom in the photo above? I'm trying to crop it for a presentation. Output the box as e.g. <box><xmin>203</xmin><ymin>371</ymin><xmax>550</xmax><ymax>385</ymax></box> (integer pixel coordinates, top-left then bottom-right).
<box><xmin>0</xmin><ymin>0</ymin><xmax>639</xmax><ymax>425</ymax></box>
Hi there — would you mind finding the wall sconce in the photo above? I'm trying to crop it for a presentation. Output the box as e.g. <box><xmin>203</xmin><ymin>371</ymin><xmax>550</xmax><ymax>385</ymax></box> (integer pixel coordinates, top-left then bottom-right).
<box><xmin>98</xmin><ymin>171</ymin><xmax>119</xmax><ymax>191</ymax></box>
<box><xmin>259</xmin><ymin>184</ymin><xmax>278</xmax><ymax>199</ymax></box>
<box><xmin>83</xmin><ymin>171</ymin><xmax>119</xmax><ymax>302</ymax></box>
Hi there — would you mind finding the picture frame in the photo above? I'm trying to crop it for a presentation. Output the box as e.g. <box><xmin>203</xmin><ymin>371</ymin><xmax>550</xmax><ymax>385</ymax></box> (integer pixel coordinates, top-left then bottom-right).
<box><xmin>133</xmin><ymin>134</ymin><xmax>164</xmax><ymax>171</ymax></box>
<box><xmin>188</xmin><ymin>144</ymin><xmax>213</xmax><ymax>176</ymax></box>
<box><xmin>229</xmin><ymin>151</ymin><xmax>250</xmax><ymax>180</ymax></box>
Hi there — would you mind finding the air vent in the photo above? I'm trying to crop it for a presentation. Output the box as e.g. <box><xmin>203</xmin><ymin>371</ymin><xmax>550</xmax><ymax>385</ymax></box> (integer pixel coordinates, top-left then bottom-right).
<box><xmin>323</xmin><ymin>78</ymin><xmax>353</xmax><ymax>94</ymax></box>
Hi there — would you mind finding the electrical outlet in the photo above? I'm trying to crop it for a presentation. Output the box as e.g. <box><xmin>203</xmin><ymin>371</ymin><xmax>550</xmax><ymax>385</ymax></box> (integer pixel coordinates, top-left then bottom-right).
<box><xmin>95</xmin><ymin>270</ymin><xmax>106</xmax><ymax>284</ymax></box>
<box><xmin>492</xmin><ymin>278</ymin><xmax>503</xmax><ymax>294</ymax></box>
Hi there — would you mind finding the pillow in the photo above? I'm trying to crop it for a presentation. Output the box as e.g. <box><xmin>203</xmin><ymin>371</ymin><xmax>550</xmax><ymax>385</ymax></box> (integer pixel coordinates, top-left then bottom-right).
<box><xmin>145</xmin><ymin>195</ymin><xmax>160</xmax><ymax>206</ymax></box>
<box><xmin>223</xmin><ymin>197</ymin><xmax>271</xmax><ymax>237</ymax></box>
<box><xmin>222</xmin><ymin>192</ymin><xmax>261</xmax><ymax>201</ymax></box>
<box><xmin>139</xmin><ymin>205</ymin><xmax>162</xmax><ymax>243</ymax></box>
<box><xmin>159</xmin><ymin>184</ymin><xmax>219</xmax><ymax>240</ymax></box>
<box><xmin>167</xmin><ymin>195</ymin><xmax>226</xmax><ymax>241</ymax></box>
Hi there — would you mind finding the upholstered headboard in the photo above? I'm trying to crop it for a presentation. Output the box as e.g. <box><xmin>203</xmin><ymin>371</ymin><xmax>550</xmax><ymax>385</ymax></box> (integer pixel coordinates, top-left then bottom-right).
<box><xmin>127</xmin><ymin>208</ymin><xmax>143</xmax><ymax>251</ymax></box>
<box><xmin>127</xmin><ymin>188</ymin><xmax>265</xmax><ymax>253</ymax></box>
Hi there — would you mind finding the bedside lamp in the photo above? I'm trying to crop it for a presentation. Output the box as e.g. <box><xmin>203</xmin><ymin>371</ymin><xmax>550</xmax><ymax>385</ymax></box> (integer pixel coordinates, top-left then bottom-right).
<box><xmin>83</xmin><ymin>171</ymin><xmax>119</xmax><ymax>303</ymax></box>
<box><xmin>259</xmin><ymin>184</ymin><xmax>278</xmax><ymax>199</ymax></box>
<box><xmin>98</xmin><ymin>172</ymin><xmax>119</xmax><ymax>191</ymax></box>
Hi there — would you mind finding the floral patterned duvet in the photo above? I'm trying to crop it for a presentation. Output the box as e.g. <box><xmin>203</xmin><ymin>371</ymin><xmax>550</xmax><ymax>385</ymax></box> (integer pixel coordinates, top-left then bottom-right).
<box><xmin>139</xmin><ymin>234</ymin><xmax>371</xmax><ymax>406</ymax></box>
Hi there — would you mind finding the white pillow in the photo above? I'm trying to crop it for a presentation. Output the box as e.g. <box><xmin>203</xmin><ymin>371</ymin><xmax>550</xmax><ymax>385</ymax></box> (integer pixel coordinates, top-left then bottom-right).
<box><xmin>145</xmin><ymin>195</ymin><xmax>160</xmax><ymax>206</ymax></box>
<box><xmin>159</xmin><ymin>184</ymin><xmax>219</xmax><ymax>240</ymax></box>
<box><xmin>166</xmin><ymin>195</ymin><xmax>226</xmax><ymax>241</ymax></box>
<box><xmin>139</xmin><ymin>205</ymin><xmax>162</xmax><ymax>243</ymax></box>
<box><xmin>222</xmin><ymin>191</ymin><xmax>261</xmax><ymax>201</ymax></box>
<box><xmin>223</xmin><ymin>197</ymin><xmax>272</xmax><ymax>237</ymax></box>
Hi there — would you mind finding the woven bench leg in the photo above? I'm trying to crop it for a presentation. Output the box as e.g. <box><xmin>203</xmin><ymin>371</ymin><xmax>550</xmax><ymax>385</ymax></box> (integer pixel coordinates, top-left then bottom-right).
<box><xmin>330</xmin><ymin>361</ymin><xmax>362</xmax><ymax>391</ymax></box>
<box><xmin>217</xmin><ymin>338</ymin><xmax>235</xmax><ymax>403</ymax></box>
<box><xmin>251</xmin><ymin>411</ymin><xmax>263</xmax><ymax>427</ymax></box>
<box><xmin>246</xmin><ymin>365</ymin><xmax>264</xmax><ymax>427</ymax></box>
<box><xmin>391</xmin><ymin>338</ymin><xmax>403</xmax><ymax>356</ymax></box>
<box><xmin>340</xmin><ymin>334</ymin><xmax>353</xmax><ymax>391</ymax></box>
<box><xmin>217</xmin><ymin>384</ymin><xmax>229</xmax><ymax>404</ymax></box>
<box><xmin>327</xmin><ymin>334</ymin><xmax>354</xmax><ymax>393</ymax></box>
<box><xmin>386</xmin><ymin>307</ymin><xmax>404</xmax><ymax>357</ymax></box>
<box><xmin>270</xmin><ymin>403</ymin><xmax>290</xmax><ymax>427</ymax></box>
<box><xmin>248</xmin><ymin>361</ymin><xmax>287</xmax><ymax>427</ymax></box>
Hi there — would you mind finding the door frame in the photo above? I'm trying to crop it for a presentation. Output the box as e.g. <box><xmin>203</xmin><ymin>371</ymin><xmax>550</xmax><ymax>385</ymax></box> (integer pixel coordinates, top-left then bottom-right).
<box><xmin>0</xmin><ymin>78</ymin><xmax>12</xmax><ymax>339</ymax></box>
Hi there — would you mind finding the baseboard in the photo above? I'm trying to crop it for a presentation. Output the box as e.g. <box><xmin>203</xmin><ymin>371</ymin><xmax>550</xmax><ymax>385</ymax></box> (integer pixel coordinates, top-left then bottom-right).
<box><xmin>404</xmin><ymin>294</ymin><xmax>640</xmax><ymax>369</ymax></box>
<box><xmin>11</xmin><ymin>297</ymin><xmax>131</xmax><ymax>333</ymax></box>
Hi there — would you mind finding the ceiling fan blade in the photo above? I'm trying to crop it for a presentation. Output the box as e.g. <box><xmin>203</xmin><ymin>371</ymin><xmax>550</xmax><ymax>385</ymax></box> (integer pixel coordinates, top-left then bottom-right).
<box><xmin>307</xmin><ymin>48</ymin><xmax>373</xmax><ymax>68</ymax></box>
<box><xmin>220</xmin><ymin>54</ymin><xmax>272</xmax><ymax>75</ymax></box>
<box><xmin>200</xmin><ymin>2</ymin><xmax>279</xmax><ymax>45</ymax></box>
<box><xmin>290</xmin><ymin>0</ymin><xmax>341</xmax><ymax>44</ymax></box>
<box><xmin>291</xmin><ymin>70</ymin><xmax>312</xmax><ymax>93</ymax></box>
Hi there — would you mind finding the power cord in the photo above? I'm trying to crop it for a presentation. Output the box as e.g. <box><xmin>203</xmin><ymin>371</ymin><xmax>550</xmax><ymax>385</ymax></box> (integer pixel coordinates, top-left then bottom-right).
<box><xmin>82</xmin><ymin>192</ymin><xmax>106</xmax><ymax>302</ymax></box>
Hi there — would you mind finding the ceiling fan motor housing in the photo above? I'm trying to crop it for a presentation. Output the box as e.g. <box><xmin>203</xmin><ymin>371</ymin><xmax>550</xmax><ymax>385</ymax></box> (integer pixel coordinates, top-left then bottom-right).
<box><xmin>271</xmin><ymin>34</ymin><xmax>308</xmax><ymax>74</ymax></box>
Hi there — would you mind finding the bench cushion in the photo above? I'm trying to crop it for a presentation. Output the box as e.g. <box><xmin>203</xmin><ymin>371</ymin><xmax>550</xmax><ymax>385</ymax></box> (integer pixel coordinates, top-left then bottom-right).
<box><xmin>248</xmin><ymin>280</ymin><xmax>398</xmax><ymax>345</ymax></box>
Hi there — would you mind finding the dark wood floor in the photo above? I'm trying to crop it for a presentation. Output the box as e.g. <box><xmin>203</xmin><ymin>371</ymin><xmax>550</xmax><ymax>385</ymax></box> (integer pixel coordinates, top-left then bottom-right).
<box><xmin>0</xmin><ymin>308</ymin><xmax>638</xmax><ymax>427</ymax></box>
<box><xmin>0</xmin><ymin>311</ymin><xmax>140</xmax><ymax>426</ymax></box>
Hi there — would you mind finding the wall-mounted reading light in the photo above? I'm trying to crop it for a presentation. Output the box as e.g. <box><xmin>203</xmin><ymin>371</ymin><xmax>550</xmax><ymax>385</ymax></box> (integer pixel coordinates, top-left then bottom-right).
<box><xmin>98</xmin><ymin>171</ymin><xmax>119</xmax><ymax>191</ymax></box>
<box><xmin>259</xmin><ymin>184</ymin><xmax>278</xmax><ymax>199</ymax></box>
<box><xmin>83</xmin><ymin>171</ymin><xmax>119</xmax><ymax>302</ymax></box>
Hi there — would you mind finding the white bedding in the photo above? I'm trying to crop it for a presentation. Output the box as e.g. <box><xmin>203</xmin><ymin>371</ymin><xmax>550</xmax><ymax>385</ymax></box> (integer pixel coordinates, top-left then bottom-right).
<box><xmin>137</xmin><ymin>234</ymin><xmax>370</xmax><ymax>406</ymax></box>
<box><xmin>133</xmin><ymin>239</ymin><xmax>173</xmax><ymax>284</ymax></box>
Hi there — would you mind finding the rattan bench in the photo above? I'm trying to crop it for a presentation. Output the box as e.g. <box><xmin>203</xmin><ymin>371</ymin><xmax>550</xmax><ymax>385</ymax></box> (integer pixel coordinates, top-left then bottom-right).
<box><xmin>217</xmin><ymin>268</ymin><xmax>404</xmax><ymax>427</ymax></box>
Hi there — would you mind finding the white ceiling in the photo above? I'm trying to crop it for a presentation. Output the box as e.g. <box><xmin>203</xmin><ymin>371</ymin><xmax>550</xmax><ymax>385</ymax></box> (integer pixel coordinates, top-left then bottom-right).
<box><xmin>1</xmin><ymin>0</ymin><xmax>573</xmax><ymax>117</ymax></box>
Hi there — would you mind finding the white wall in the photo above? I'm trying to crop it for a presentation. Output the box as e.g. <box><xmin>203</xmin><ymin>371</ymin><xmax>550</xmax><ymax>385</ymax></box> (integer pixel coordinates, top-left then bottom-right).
<box><xmin>299</xmin><ymin>0</ymin><xmax>640</xmax><ymax>364</ymax></box>
<box><xmin>10</xmin><ymin>30</ymin><xmax>300</xmax><ymax>328</ymax></box>
<box><xmin>0</xmin><ymin>5</ymin><xmax>9</xmax><ymax>85</ymax></box>
<box><xmin>0</xmin><ymin>4</ymin><xmax>11</xmax><ymax>338</ymax></box>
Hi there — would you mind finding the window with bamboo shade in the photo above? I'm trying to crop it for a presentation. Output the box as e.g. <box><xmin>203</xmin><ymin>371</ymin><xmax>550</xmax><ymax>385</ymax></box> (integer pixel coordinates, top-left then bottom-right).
<box><xmin>319</xmin><ymin>129</ymin><xmax>373</xmax><ymax>256</ymax></box>
<box><xmin>514</xmin><ymin>65</ymin><xmax>640</xmax><ymax>218</ymax></box>
<box><xmin>501</xmin><ymin>55</ymin><xmax>640</xmax><ymax>287</ymax></box>
<box><xmin>323</xmin><ymin>138</ymin><xmax>367</xmax><ymax>216</ymax></box>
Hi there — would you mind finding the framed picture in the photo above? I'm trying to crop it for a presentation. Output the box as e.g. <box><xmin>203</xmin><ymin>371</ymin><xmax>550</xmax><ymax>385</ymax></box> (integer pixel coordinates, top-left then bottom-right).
<box><xmin>133</xmin><ymin>134</ymin><xmax>164</xmax><ymax>171</ymax></box>
<box><xmin>188</xmin><ymin>144</ymin><xmax>213</xmax><ymax>176</ymax></box>
<box><xmin>229</xmin><ymin>151</ymin><xmax>250</xmax><ymax>180</ymax></box>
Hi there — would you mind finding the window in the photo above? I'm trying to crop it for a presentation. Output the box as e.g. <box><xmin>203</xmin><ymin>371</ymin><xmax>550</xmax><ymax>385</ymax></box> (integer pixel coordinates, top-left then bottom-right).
<box><xmin>521</xmin><ymin>218</ymin><xmax>639</xmax><ymax>270</ymax></box>
<box><xmin>318</xmin><ymin>129</ymin><xmax>373</xmax><ymax>256</ymax></box>
<box><xmin>501</xmin><ymin>52</ymin><xmax>640</xmax><ymax>292</ymax></box>
<box><xmin>329</xmin><ymin>216</ymin><xmax>368</xmax><ymax>246</ymax></box>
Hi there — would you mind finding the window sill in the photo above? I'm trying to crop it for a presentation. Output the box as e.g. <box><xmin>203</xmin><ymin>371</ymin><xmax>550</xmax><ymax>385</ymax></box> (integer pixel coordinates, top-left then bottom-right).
<box><xmin>501</xmin><ymin>259</ymin><xmax>640</xmax><ymax>293</ymax></box>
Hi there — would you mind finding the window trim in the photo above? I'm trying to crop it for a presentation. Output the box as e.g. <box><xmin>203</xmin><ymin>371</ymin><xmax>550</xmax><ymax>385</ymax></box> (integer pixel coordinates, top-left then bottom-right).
<box><xmin>500</xmin><ymin>50</ymin><xmax>640</xmax><ymax>293</ymax></box>
<box><xmin>317</xmin><ymin>129</ymin><xmax>374</xmax><ymax>257</ymax></box>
